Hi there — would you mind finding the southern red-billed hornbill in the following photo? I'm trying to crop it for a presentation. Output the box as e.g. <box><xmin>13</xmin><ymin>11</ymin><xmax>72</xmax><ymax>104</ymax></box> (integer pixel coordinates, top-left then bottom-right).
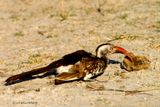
<box><xmin>5</xmin><ymin>43</ymin><xmax>129</xmax><ymax>85</ymax></box>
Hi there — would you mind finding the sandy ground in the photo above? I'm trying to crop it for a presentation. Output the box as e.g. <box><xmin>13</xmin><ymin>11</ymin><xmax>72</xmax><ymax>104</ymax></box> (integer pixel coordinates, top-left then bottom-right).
<box><xmin>0</xmin><ymin>0</ymin><xmax>160</xmax><ymax>107</ymax></box>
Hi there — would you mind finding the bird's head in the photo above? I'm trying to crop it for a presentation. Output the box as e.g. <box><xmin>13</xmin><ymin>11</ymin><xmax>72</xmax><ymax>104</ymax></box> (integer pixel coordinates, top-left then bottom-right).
<box><xmin>96</xmin><ymin>43</ymin><xmax>129</xmax><ymax>58</ymax></box>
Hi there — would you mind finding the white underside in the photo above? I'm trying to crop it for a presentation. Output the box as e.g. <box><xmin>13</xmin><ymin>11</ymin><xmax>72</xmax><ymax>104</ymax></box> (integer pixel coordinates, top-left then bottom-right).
<box><xmin>56</xmin><ymin>65</ymin><xmax>73</xmax><ymax>74</ymax></box>
<box><xmin>83</xmin><ymin>69</ymin><xmax>104</xmax><ymax>81</ymax></box>
<box><xmin>83</xmin><ymin>73</ymin><xmax>92</xmax><ymax>80</ymax></box>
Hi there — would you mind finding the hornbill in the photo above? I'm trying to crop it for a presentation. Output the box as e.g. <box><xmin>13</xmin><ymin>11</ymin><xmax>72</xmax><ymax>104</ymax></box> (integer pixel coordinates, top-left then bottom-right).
<box><xmin>5</xmin><ymin>43</ymin><xmax>129</xmax><ymax>85</ymax></box>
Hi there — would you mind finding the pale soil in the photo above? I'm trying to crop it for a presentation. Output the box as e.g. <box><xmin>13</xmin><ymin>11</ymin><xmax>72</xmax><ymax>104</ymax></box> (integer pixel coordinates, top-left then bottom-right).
<box><xmin>0</xmin><ymin>0</ymin><xmax>160</xmax><ymax>107</ymax></box>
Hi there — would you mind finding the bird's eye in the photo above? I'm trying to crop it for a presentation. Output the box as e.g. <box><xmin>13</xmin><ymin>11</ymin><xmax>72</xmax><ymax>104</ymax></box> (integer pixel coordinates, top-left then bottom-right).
<box><xmin>109</xmin><ymin>46</ymin><xmax>115</xmax><ymax>51</ymax></box>
<box><xmin>110</xmin><ymin>45</ymin><xmax>114</xmax><ymax>49</ymax></box>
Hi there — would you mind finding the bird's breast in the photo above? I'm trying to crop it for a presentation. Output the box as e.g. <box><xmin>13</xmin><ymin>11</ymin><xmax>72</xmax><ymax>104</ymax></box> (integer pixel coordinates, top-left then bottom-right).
<box><xmin>82</xmin><ymin>60</ymin><xmax>107</xmax><ymax>80</ymax></box>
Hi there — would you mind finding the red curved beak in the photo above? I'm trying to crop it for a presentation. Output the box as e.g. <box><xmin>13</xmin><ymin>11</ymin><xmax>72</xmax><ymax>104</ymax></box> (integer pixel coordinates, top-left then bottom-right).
<box><xmin>114</xmin><ymin>46</ymin><xmax>129</xmax><ymax>56</ymax></box>
<box><xmin>114</xmin><ymin>46</ymin><xmax>134</xmax><ymax>62</ymax></box>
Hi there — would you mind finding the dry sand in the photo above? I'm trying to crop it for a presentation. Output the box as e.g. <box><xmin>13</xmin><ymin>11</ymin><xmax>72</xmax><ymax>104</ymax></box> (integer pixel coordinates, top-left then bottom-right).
<box><xmin>0</xmin><ymin>0</ymin><xmax>160</xmax><ymax>107</ymax></box>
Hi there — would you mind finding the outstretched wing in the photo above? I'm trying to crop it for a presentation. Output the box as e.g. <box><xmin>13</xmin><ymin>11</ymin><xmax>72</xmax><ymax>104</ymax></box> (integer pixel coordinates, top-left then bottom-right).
<box><xmin>5</xmin><ymin>50</ymin><xmax>92</xmax><ymax>85</ymax></box>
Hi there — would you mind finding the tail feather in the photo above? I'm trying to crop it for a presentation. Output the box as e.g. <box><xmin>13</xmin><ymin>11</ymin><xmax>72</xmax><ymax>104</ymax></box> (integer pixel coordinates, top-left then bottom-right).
<box><xmin>5</xmin><ymin>66</ymin><xmax>52</xmax><ymax>85</ymax></box>
<box><xmin>5</xmin><ymin>58</ymin><xmax>65</xmax><ymax>85</ymax></box>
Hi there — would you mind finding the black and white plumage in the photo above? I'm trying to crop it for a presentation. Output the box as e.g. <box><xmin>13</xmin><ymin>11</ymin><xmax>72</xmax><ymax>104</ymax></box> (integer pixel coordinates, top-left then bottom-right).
<box><xmin>5</xmin><ymin>43</ymin><xmax>129</xmax><ymax>85</ymax></box>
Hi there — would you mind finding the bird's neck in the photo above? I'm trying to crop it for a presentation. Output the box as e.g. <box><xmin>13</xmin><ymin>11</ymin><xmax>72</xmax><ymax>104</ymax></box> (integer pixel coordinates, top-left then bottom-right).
<box><xmin>96</xmin><ymin>50</ymin><xmax>109</xmax><ymax>64</ymax></box>
<box><xmin>97</xmin><ymin>53</ymin><xmax>108</xmax><ymax>61</ymax></box>
<box><xmin>100</xmin><ymin>56</ymin><xmax>108</xmax><ymax>66</ymax></box>
<box><xmin>95</xmin><ymin>51</ymin><xmax>108</xmax><ymax>66</ymax></box>
<box><xmin>96</xmin><ymin>51</ymin><xmax>107</xmax><ymax>59</ymax></box>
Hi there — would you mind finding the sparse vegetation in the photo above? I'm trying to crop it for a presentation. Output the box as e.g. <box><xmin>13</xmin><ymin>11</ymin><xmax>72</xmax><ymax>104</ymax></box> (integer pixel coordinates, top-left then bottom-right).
<box><xmin>14</xmin><ymin>31</ymin><xmax>24</xmax><ymax>37</ymax></box>
<box><xmin>113</xmin><ymin>34</ymin><xmax>140</xmax><ymax>41</ymax></box>
<box><xmin>27</xmin><ymin>53</ymin><xmax>42</xmax><ymax>64</ymax></box>
<box><xmin>10</xmin><ymin>14</ymin><xmax>20</xmax><ymax>21</ymax></box>
<box><xmin>59</xmin><ymin>11</ymin><xmax>70</xmax><ymax>21</ymax></box>
<box><xmin>56</xmin><ymin>1</ymin><xmax>72</xmax><ymax>21</ymax></box>
<box><xmin>96</xmin><ymin>0</ymin><xmax>106</xmax><ymax>16</ymax></box>
<box><xmin>119</xmin><ymin>13</ymin><xmax>128</xmax><ymax>20</ymax></box>
<box><xmin>82</xmin><ymin>0</ymin><xmax>106</xmax><ymax>15</ymax></box>
<box><xmin>156</xmin><ymin>20</ymin><xmax>160</xmax><ymax>29</ymax></box>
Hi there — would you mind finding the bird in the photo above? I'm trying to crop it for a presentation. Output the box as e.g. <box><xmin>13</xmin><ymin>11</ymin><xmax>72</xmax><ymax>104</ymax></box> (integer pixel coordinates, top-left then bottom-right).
<box><xmin>5</xmin><ymin>43</ymin><xmax>129</xmax><ymax>85</ymax></box>
<box><xmin>121</xmin><ymin>52</ymin><xmax>151</xmax><ymax>71</ymax></box>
